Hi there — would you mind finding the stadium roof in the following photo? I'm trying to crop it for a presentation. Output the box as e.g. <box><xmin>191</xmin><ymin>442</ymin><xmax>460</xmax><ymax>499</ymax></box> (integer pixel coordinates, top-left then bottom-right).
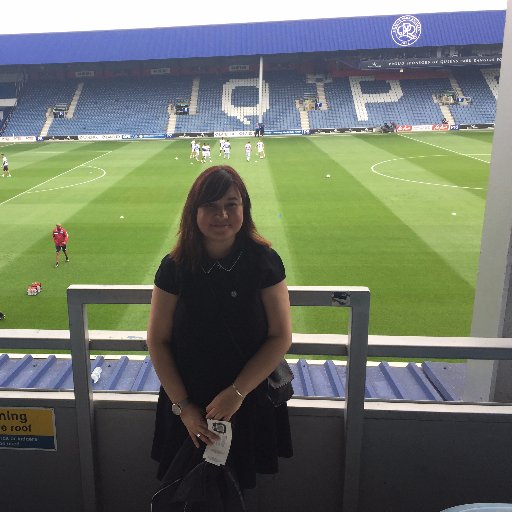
<box><xmin>0</xmin><ymin>10</ymin><xmax>505</xmax><ymax>66</ymax></box>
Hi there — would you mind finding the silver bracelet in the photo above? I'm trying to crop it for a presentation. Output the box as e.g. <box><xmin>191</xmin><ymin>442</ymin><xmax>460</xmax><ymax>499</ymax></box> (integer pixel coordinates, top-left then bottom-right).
<box><xmin>232</xmin><ymin>383</ymin><xmax>246</xmax><ymax>398</ymax></box>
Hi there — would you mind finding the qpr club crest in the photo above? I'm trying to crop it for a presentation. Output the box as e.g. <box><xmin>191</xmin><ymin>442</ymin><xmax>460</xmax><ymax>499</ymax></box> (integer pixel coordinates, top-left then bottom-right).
<box><xmin>391</xmin><ymin>15</ymin><xmax>422</xmax><ymax>47</ymax></box>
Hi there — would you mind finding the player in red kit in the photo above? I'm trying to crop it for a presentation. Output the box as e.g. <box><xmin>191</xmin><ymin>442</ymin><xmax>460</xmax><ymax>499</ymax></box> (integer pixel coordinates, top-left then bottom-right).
<box><xmin>52</xmin><ymin>223</ymin><xmax>70</xmax><ymax>267</ymax></box>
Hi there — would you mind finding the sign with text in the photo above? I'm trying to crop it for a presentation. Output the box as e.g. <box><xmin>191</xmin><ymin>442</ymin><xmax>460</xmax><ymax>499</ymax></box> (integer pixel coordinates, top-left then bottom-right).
<box><xmin>0</xmin><ymin>408</ymin><xmax>57</xmax><ymax>450</ymax></box>
<box><xmin>150</xmin><ymin>68</ymin><xmax>171</xmax><ymax>75</ymax></box>
<box><xmin>0</xmin><ymin>136</ymin><xmax>37</xmax><ymax>143</ymax></box>
<box><xmin>228</xmin><ymin>65</ymin><xmax>250</xmax><ymax>72</ymax></box>
<box><xmin>78</xmin><ymin>134</ymin><xmax>124</xmax><ymax>141</ymax></box>
<box><xmin>396</xmin><ymin>125</ymin><xmax>413</xmax><ymax>132</ymax></box>
<box><xmin>360</xmin><ymin>55</ymin><xmax>502</xmax><ymax>70</ymax></box>
<box><xmin>75</xmin><ymin>70</ymin><xmax>95</xmax><ymax>78</ymax></box>
<box><xmin>214</xmin><ymin>130</ymin><xmax>254</xmax><ymax>138</ymax></box>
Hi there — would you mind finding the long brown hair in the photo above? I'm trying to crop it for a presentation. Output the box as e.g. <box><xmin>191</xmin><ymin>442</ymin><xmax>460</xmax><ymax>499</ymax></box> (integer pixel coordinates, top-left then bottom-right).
<box><xmin>171</xmin><ymin>165</ymin><xmax>270</xmax><ymax>270</ymax></box>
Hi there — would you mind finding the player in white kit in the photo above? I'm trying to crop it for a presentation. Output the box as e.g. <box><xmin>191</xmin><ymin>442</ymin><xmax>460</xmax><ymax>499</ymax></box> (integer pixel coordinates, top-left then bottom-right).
<box><xmin>223</xmin><ymin>139</ymin><xmax>231</xmax><ymax>159</ymax></box>
<box><xmin>257</xmin><ymin>140</ymin><xmax>265</xmax><ymax>159</ymax></box>
<box><xmin>201</xmin><ymin>143</ymin><xmax>212</xmax><ymax>163</ymax></box>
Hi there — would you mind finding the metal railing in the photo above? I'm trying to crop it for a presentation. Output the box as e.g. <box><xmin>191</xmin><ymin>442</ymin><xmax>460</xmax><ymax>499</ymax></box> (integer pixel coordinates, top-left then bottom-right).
<box><xmin>66</xmin><ymin>284</ymin><xmax>370</xmax><ymax>512</ymax></box>
<box><xmin>0</xmin><ymin>284</ymin><xmax>499</xmax><ymax>511</ymax></box>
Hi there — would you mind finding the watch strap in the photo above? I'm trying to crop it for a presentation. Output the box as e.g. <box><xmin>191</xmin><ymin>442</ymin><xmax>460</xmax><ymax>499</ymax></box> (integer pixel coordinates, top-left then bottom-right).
<box><xmin>178</xmin><ymin>398</ymin><xmax>190</xmax><ymax>410</ymax></box>
<box><xmin>172</xmin><ymin>397</ymin><xmax>191</xmax><ymax>415</ymax></box>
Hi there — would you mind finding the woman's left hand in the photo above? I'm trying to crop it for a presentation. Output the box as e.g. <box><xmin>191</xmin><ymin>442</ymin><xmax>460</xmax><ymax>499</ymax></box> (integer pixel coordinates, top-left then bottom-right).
<box><xmin>205</xmin><ymin>386</ymin><xmax>244</xmax><ymax>421</ymax></box>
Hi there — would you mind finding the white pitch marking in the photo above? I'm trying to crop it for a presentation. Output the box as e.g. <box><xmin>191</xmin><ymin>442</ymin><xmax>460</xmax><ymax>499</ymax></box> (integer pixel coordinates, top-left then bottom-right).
<box><xmin>26</xmin><ymin>165</ymin><xmax>107</xmax><ymax>193</ymax></box>
<box><xmin>29</xmin><ymin>150</ymin><xmax>108</xmax><ymax>153</ymax></box>
<box><xmin>399</xmin><ymin>134</ymin><xmax>491</xmax><ymax>164</ymax></box>
<box><xmin>0</xmin><ymin>143</ymin><xmax>17</xmax><ymax>150</ymax></box>
<box><xmin>0</xmin><ymin>151</ymin><xmax>112</xmax><ymax>207</ymax></box>
<box><xmin>29</xmin><ymin>151</ymin><xmax>69</xmax><ymax>154</ymax></box>
<box><xmin>371</xmin><ymin>155</ymin><xmax>485</xmax><ymax>190</ymax></box>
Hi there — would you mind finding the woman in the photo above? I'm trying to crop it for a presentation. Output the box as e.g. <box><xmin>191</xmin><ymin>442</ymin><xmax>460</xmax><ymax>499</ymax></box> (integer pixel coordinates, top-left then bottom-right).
<box><xmin>147</xmin><ymin>165</ymin><xmax>293</xmax><ymax>490</ymax></box>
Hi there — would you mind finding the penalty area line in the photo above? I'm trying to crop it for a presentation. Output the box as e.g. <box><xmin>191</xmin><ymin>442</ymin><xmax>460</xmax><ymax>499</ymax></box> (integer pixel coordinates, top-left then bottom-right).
<box><xmin>399</xmin><ymin>134</ymin><xmax>490</xmax><ymax>164</ymax></box>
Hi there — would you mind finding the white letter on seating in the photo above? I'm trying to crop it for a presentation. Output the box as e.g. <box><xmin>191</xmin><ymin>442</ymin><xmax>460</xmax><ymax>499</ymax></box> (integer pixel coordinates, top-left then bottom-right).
<box><xmin>481</xmin><ymin>68</ymin><xmax>499</xmax><ymax>101</ymax></box>
<box><xmin>222</xmin><ymin>78</ymin><xmax>269</xmax><ymax>125</ymax></box>
<box><xmin>349</xmin><ymin>76</ymin><xmax>403</xmax><ymax>121</ymax></box>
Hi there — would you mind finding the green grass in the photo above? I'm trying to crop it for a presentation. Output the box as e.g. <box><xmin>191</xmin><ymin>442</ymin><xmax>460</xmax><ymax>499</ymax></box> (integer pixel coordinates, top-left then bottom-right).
<box><xmin>0</xmin><ymin>132</ymin><xmax>491</xmax><ymax>336</ymax></box>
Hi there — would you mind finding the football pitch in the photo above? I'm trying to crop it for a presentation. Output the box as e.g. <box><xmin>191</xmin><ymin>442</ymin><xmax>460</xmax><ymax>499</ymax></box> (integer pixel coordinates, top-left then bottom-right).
<box><xmin>0</xmin><ymin>131</ymin><xmax>491</xmax><ymax>337</ymax></box>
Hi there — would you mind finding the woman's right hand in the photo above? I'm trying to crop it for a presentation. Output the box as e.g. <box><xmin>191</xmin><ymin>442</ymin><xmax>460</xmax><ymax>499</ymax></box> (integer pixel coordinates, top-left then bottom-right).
<box><xmin>180</xmin><ymin>403</ymin><xmax>220</xmax><ymax>448</ymax></box>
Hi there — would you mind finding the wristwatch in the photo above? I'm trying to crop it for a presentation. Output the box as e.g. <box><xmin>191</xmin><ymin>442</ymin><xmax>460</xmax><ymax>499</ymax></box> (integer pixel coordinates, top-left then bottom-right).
<box><xmin>171</xmin><ymin>398</ymin><xmax>191</xmax><ymax>416</ymax></box>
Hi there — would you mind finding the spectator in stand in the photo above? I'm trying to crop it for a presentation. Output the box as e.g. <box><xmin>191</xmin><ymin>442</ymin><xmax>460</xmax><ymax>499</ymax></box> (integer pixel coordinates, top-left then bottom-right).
<box><xmin>52</xmin><ymin>223</ymin><xmax>70</xmax><ymax>267</ymax></box>
<box><xmin>441</xmin><ymin>117</ymin><xmax>448</xmax><ymax>125</ymax></box>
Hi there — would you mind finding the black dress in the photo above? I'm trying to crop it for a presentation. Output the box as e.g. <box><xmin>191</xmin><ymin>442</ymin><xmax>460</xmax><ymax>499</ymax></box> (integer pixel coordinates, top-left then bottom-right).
<box><xmin>151</xmin><ymin>235</ymin><xmax>293</xmax><ymax>489</ymax></box>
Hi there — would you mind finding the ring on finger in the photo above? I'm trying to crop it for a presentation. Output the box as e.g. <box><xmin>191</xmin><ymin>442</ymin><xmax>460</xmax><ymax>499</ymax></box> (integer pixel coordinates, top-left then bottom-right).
<box><xmin>196</xmin><ymin>433</ymin><xmax>201</xmax><ymax>438</ymax></box>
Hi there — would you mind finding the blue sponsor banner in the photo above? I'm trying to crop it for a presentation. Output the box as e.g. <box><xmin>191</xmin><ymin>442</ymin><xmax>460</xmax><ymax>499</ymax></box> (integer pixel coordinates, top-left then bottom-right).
<box><xmin>449</xmin><ymin>125</ymin><xmax>460</xmax><ymax>131</ymax></box>
<box><xmin>268</xmin><ymin>130</ymin><xmax>303</xmax><ymax>135</ymax></box>
<box><xmin>136</xmin><ymin>134</ymin><xmax>167</xmax><ymax>139</ymax></box>
<box><xmin>124</xmin><ymin>133</ymin><xmax>167</xmax><ymax>139</ymax></box>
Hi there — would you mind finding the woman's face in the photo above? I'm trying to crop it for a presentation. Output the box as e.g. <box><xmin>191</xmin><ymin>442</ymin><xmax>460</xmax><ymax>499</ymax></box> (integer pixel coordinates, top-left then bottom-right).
<box><xmin>196</xmin><ymin>184</ymin><xmax>244</xmax><ymax>249</ymax></box>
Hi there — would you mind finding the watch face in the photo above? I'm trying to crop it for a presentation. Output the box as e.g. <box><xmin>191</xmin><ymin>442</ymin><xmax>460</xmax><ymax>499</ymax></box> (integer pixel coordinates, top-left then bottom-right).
<box><xmin>171</xmin><ymin>403</ymin><xmax>182</xmax><ymax>415</ymax></box>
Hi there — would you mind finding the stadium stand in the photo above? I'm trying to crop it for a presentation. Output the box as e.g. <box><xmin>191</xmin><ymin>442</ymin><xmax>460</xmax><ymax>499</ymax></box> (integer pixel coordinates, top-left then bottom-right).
<box><xmin>47</xmin><ymin>76</ymin><xmax>192</xmax><ymax>136</ymax></box>
<box><xmin>5</xmin><ymin>80</ymin><xmax>78</xmax><ymax>136</ymax></box>
<box><xmin>174</xmin><ymin>73</ymin><xmax>257</xmax><ymax>133</ymax></box>
<box><xmin>309</xmin><ymin>75</ymin><xmax>454</xmax><ymax>128</ymax></box>
<box><xmin>262</xmin><ymin>71</ymin><xmax>315</xmax><ymax>132</ymax></box>
<box><xmin>1</xmin><ymin>67</ymin><xmax>500</xmax><ymax>136</ymax></box>
<box><xmin>171</xmin><ymin>71</ymin><xmax>313</xmax><ymax>133</ymax></box>
<box><xmin>448</xmin><ymin>68</ymin><xmax>499</xmax><ymax>124</ymax></box>
<box><xmin>0</xmin><ymin>82</ymin><xmax>16</xmax><ymax>98</ymax></box>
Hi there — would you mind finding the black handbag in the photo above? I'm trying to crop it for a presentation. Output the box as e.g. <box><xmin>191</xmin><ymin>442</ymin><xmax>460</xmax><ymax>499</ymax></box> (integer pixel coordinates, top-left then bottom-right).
<box><xmin>151</xmin><ymin>438</ymin><xmax>247</xmax><ymax>512</ymax></box>
<box><xmin>204</xmin><ymin>278</ymin><xmax>294</xmax><ymax>407</ymax></box>
<box><xmin>265</xmin><ymin>359</ymin><xmax>295</xmax><ymax>407</ymax></box>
